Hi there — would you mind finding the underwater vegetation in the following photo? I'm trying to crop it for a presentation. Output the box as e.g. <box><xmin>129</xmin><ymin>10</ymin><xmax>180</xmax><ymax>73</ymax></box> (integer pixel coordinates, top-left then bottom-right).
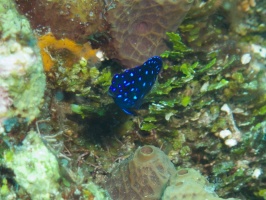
<box><xmin>0</xmin><ymin>0</ymin><xmax>265</xmax><ymax>199</ymax></box>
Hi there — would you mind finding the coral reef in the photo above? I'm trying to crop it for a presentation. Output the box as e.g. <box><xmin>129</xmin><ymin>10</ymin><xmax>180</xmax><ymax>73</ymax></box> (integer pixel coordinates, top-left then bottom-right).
<box><xmin>0</xmin><ymin>0</ymin><xmax>45</xmax><ymax>133</ymax></box>
<box><xmin>162</xmin><ymin>168</ymin><xmax>239</xmax><ymax>200</ymax></box>
<box><xmin>105</xmin><ymin>145</ymin><xmax>176</xmax><ymax>200</ymax></box>
<box><xmin>0</xmin><ymin>0</ymin><xmax>265</xmax><ymax>199</ymax></box>
<box><xmin>106</xmin><ymin>0</ymin><xmax>194</xmax><ymax>67</ymax></box>
<box><xmin>2</xmin><ymin>131</ymin><xmax>61</xmax><ymax>200</ymax></box>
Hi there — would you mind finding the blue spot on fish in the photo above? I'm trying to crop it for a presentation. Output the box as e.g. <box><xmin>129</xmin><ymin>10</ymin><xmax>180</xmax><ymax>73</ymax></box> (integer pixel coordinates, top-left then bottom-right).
<box><xmin>108</xmin><ymin>56</ymin><xmax>163</xmax><ymax>115</ymax></box>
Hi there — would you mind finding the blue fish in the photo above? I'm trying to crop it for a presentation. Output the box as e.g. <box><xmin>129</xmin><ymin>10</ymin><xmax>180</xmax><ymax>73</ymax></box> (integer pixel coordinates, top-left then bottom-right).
<box><xmin>108</xmin><ymin>56</ymin><xmax>163</xmax><ymax>115</ymax></box>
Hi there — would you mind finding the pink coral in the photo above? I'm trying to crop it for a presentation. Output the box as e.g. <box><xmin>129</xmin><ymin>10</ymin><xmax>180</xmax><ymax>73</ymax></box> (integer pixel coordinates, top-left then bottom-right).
<box><xmin>0</xmin><ymin>86</ymin><xmax>13</xmax><ymax>116</ymax></box>
<box><xmin>0</xmin><ymin>40</ymin><xmax>37</xmax><ymax>77</ymax></box>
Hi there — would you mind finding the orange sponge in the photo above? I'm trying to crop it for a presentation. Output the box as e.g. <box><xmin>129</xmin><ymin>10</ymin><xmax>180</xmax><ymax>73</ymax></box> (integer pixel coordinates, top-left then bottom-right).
<box><xmin>38</xmin><ymin>33</ymin><xmax>98</xmax><ymax>71</ymax></box>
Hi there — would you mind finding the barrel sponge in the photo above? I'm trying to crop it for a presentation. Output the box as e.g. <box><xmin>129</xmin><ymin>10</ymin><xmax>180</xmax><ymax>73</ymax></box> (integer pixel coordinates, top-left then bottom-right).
<box><xmin>105</xmin><ymin>145</ymin><xmax>176</xmax><ymax>200</ymax></box>
<box><xmin>106</xmin><ymin>0</ymin><xmax>194</xmax><ymax>68</ymax></box>
<box><xmin>162</xmin><ymin>168</ymin><xmax>240</xmax><ymax>200</ymax></box>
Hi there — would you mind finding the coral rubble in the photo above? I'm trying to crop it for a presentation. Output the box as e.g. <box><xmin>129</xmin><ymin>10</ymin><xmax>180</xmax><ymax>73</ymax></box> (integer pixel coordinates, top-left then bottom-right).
<box><xmin>3</xmin><ymin>131</ymin><xmax>61</xmax><ymax>200</ymax></box>
<box><xmin>106</xmin><ymin>0</ymin><xmax>194</xmax><ymax>67</ymax></box>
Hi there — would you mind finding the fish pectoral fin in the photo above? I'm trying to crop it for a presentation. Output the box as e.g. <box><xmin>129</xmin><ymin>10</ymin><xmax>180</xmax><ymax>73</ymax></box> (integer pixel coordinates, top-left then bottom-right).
<box><xmin>122</xmin><ymin>108</ymin><xmax>137</xmax><ymax>116</ymax></box>
<box><xmin>107</xmin><ymin>90</ymin><xmax>115</xmax><ymax>98</ymax></box>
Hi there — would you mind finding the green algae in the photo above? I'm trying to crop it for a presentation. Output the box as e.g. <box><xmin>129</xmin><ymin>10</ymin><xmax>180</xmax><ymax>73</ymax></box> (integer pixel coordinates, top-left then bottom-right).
<box><xmin>207</xmin><ymin>79</ymin><xmax>229</xmax><ymax>91</ymax></box>
<box><xmin>255</xmin><ymin>189</ymin><xmax>266</xmax><ymax>199</ymax></box>
<box><xmin>50</xmin><ymin>50</ymin><xmax>111</xmax><ymax>99</ymax></box>
<box><xmin>161</xmin><ymin>32</ymin><xmax>192</xmax><ymax>60</ymax></box>
<box><xmin>179</xmin><ymin>145</ymin><xmax>191</xmax><ymax>157</ymax></box>
<box><xmin>181</xmin><ymin>96</ymin><xmax>191</xmax><ymax>107</ymax></box>
<box><xmin>140</xmin><ymin>116</ymin><xmax>158</xmax><ymax>131</ymax></box>
<box><xmin>0</xmin><ymin>178</ymin><xmax>9</xmax><ymax>196</ymax></box>
<box><xmin>53</xmin><ymin>58</ymin><xmax>91</xmax><ymax>95</ymax></box>
<box><xmin>197</xmin><ymin>58</ymin><xmax>216</xmax><ymax>74</ymax></box>
<box><xmin>137</xmin><ymin>28</ymin><xmax>264</xmax><ymax>198</ymax></box>
<box><xmin>140</xmin><ymin>122</ymin><xmax>157</xmax><ymax>132</ymax></box>
<box><xmin>93</xmin><ymin>67</ymin><xmax>112</xmax><ymax>88</ymax></box>
<box><xmin>71</xmin><ymin>104</ymin><xmax>107</xmax><ymax>117</ymax></box>
<box><xmin>82</xmin><ymin>182</ymin><xmax>111</xmax><ymax>200</ymax></box>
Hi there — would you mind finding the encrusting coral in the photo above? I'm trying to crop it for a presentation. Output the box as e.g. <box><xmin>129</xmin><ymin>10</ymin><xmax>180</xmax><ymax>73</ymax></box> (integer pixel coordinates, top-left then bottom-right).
<box><xmin>3</xmin><ymin>131</ymin><xmax>61</xmax><ymax>200</ymax></box>
<box><xmin>0</xmin><ymin>0</ymin><xmax>45</xmax><ymax>133</ymax></box>
<box><xmin>106</xmin><ymin>0</ymin><xmax>194</xmax><ymax>67</ymax></box>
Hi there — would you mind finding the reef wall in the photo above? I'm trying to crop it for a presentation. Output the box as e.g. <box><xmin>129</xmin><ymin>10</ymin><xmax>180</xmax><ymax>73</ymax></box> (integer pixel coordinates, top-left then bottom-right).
<box><xmin>0</xmin><ymin>0</ymin><xmax>46</xmax><ymax>134</ymax></box>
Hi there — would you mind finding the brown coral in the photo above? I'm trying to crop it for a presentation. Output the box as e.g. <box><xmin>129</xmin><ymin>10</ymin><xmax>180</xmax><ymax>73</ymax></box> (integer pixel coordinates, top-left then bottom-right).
<box><xmin>105</xmin><ymin>145</ymin><xmax>176</xmax><ymax>200</ymax></box>
<box><xmin>15</xmin><ymin>0</ymin><xmax>108</xmax><ymax>43</ymax></box>
<box><xmin>106</xmin><ymin>0</ymin><xmax>194</xmax><ymax>67</ymax></box>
